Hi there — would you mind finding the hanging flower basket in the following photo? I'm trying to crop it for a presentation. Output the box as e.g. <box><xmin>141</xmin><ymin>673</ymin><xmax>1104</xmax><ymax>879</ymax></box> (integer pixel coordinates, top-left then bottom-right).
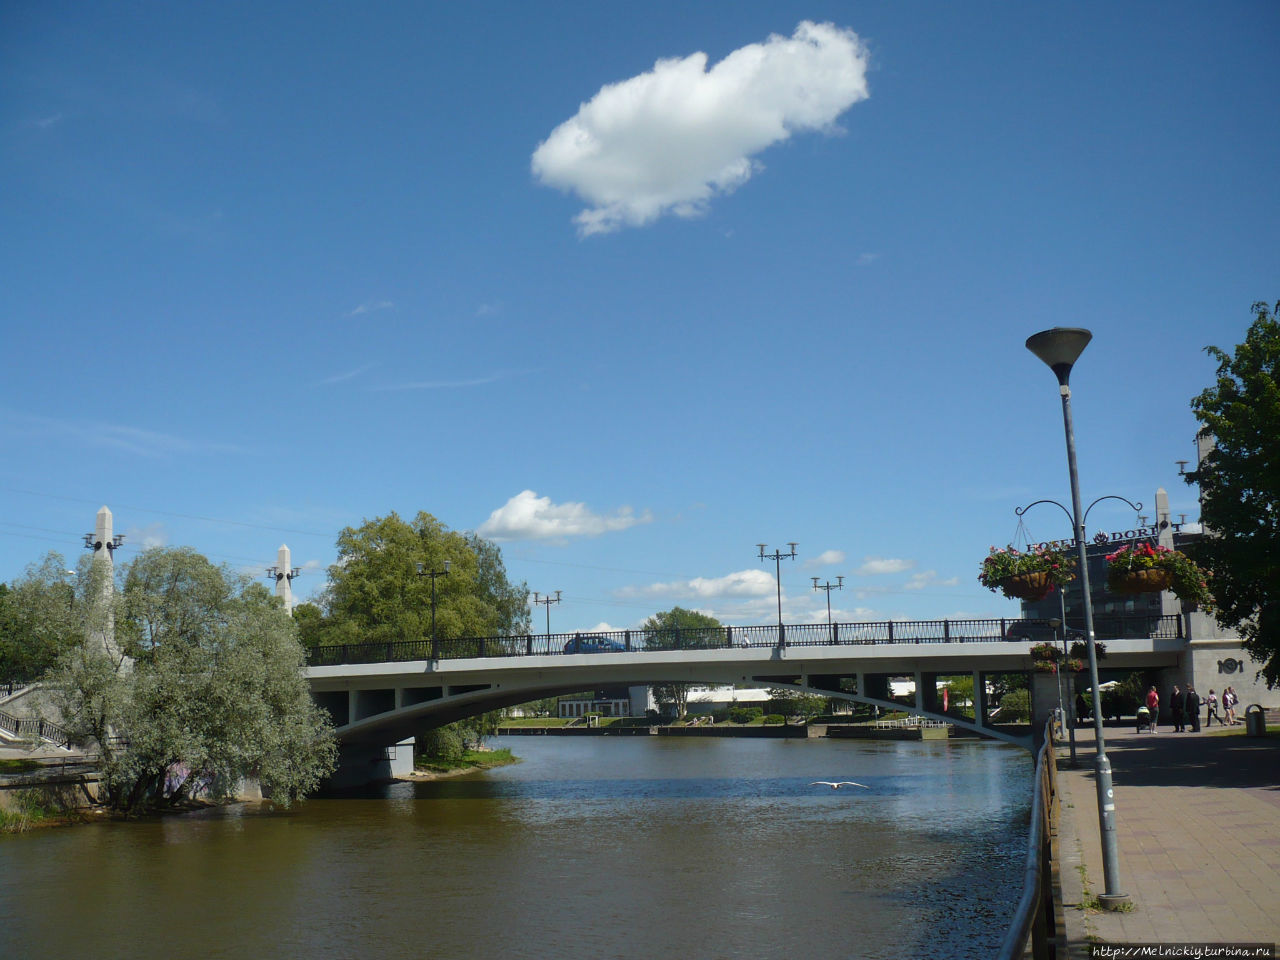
<box><xmin>1105</xmin><ymin>543</ymin><xmax>1211</xmax><ymax>606</ymax></box>
<box><xmin>1001</xmin><ymin>572</ymin><xmax>1054</xmax><ymax>600</ymax></box>
<box><xmin>979</xmin><ymin>546</ymin><xmax>1076</xmax><ymax>600</ymax></box>
<box><xmin>1110</xmin><ymin>568</ymin><xmax>1173</xmax><ymax>594</ymax></box>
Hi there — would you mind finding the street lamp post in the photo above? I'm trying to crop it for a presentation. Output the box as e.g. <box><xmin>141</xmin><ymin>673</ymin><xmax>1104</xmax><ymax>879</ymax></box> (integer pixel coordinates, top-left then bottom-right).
<box><xmin>1026</xmin><ymin>326</ymin><xmax>1129</xmax><ymax>908</ymax></box>
<box><xmin>758</xmin><ymin>543</ymin><xmax>797</xmax><ymax>646</ymax></box>
<box><xmin>415</xmin><ymin>559</ymin><xmax>451</xmax><ymax>660</ymax></box>
<box><xmin>812</xmin><ymin>575</ymin><xmax>843</xmax><ymax>642</ymax></box>
<box><xmin>532</xmin><ymin>590</ymin><xmax>561</xmax><ymax>639</ymax></box>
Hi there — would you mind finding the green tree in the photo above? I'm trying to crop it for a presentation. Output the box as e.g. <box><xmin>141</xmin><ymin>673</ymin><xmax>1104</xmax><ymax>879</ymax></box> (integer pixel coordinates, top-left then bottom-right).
<box><xmin>0</xmin><ymin>554</ymin><xmax>84</xmax><ymax>682</ymax></box>
<box><xmin>1187</xmin><ymin>300</ymin><xmax>1280</xmax><ymax>685</ymax></box>
<box><xmin>641</xmin><ymin>607</ymin><xmax>723</xmax><ymax>717</ymax></box>
<box><xmin>306</xmin><ymin>511</ymin><xmax>529</xmax><ymax>649</ymax></box>
<box><xmin>51</xmin><ymin>547</ymin><xmax>336</xmax><ymax>812</ymax></box>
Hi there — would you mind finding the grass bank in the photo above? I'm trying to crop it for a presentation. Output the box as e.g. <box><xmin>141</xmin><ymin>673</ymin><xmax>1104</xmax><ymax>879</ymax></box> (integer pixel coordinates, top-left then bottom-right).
<box><xmin>409</xmin><ymin>746</ymin><xmax>520</xmax><ymax>779</ymax></box>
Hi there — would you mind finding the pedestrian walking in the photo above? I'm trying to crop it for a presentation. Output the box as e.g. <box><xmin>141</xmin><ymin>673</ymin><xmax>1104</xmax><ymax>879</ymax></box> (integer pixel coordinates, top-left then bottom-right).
<box><xmin>1187</xmin><ymin>685</ymin><xmax>1202</xmax><ymax>732</ymax></box>
<box><xmin>1145</xmin><ymin>685</ymin><xmax>1160</xmax><ymax>733</ymax></box>
<box><xmin>1224</xmin><ymin>687</ymin><xmax>1239</xmax><ymax>725</ymax></box>
<box><xmin>1206</xmin><ymin>689</ymin><xmax>1222</xmax><ymax>727</ymax></box>
<box><xmin>1171</xmin><ymin>684</ymin><xmax>1184</xmax><ymax>732</ymax></box>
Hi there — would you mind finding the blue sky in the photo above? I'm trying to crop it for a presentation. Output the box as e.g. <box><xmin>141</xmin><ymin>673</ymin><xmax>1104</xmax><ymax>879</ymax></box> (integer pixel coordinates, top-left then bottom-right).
<box><xmin>3</xmin><ymin>2</ymin><xmax>1277</xmax><ymax>633</ymax></box>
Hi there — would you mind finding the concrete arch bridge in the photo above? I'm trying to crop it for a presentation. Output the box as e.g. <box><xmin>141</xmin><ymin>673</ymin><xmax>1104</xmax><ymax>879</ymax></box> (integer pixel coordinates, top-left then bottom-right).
<box><xmin>307</xmin><ymin>615</ymin><xmax>1187</xmax><ymax>786</ymax></box>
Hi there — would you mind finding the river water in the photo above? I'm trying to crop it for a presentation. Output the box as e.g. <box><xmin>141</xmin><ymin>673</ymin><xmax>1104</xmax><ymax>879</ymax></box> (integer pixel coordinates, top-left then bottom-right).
<box><xmin>1</xmin><ymin>736</ymin><xmax>1031</xmax><ymax>960</ymax></box>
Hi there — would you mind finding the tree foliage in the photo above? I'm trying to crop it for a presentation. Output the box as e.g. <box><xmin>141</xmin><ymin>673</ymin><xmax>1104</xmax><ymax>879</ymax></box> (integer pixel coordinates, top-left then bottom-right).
<box><xmin>0</xmin><ymin>553</ymin><xmax>86</xmax><ymax>682</ymax></box>
<box><xmin>642</xmin><ymin>607</ymin><xmax>723</xmax><ymax>717</ymax></box>
<box><xmin>1187</xmin><ymin>300</ymin><xmax>1280</xmax><ymax>685</ymax></box>
<box><xmin>50</xmin><ymin>547</ymin><xmax>336</xmax><ymax>812</ymax></box>
<box><xmin>300</xmin><ymin>511</ymin><xmax>529</xmax><ymax>648</ymax></box>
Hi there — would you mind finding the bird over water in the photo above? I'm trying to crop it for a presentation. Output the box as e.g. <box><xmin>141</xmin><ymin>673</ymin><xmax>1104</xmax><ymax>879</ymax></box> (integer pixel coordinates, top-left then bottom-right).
<box><xmin>811</xmin><ymin>781</ymin><xmax>868</xmax><ymax>789</ymax></box>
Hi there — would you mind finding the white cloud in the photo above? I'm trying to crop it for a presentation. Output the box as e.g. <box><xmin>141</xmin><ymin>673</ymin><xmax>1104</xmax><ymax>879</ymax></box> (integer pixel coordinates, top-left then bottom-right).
<box><xmin>903</xmin><ymin>570</ymin><xmax>960</xmax><ymax>591</ymax></box>
<box><xmin>617</xmin><ymin>568</ymin><xmax>776</xmax><ymax>601</ymax></box>
<box><xmin>804</xmin><ymin>549</ymin><xmax>845</xmax><ymax>568</ymax></box>
<box><xmin>123</xmin><ymin>523</ymin><xmax>167</xmax><ymax>550</ymax></box>
<box><xmin>477</xmin><ymin>490</ymin><xmax>652</xmax><ymax>541</ymax></box>
<box><xmin>531</xmin><ymin>20</ymin><xmax>869</xmax><ymax>235</ymax></box>
<box><xmin>857</xmin><ymin>556</ymin><xmax>915</xmax><ymax>575</ymax></box>
<box><xmin>347</xmin><ymin>299</ymin><xmax>394</xmax><ymax>318</ymax></box>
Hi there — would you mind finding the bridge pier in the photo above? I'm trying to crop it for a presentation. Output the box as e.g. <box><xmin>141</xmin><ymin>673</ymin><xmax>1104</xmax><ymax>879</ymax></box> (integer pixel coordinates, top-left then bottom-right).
<box><xmin>327</xmin><ymin>737</ymin><xmax>416</xmax><ymax>790</ymax></box>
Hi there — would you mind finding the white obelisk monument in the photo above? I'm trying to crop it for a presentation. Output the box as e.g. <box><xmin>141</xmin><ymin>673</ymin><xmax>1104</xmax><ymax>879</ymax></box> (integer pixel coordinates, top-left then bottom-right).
<box><xmin>273</xmin><ymin>544</ymin><xmax>296</xmax><ymax>613</ymax></box>
<box><xmin>88</xmin><ymin>505</ymin><xmax>129</xmax><ymax>669</ymax></box>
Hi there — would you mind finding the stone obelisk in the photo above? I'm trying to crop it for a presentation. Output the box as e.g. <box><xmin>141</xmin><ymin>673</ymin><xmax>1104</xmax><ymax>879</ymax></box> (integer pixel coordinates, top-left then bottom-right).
<box><xmin>88</xmin><ymin>505</ymin><xmax>128</xmax><ymax>669</ymax></box>
<box><xmin>274</xmin><ymin>544</ymin><xmax>295</xmax><ymax>614</ymax></box>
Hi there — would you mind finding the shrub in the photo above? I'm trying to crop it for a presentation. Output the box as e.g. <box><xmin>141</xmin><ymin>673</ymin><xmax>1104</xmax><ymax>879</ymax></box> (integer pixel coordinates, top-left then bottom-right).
<box><xmin>762</xmin><ymin>714</ymin><xmax>785</xmax><ymax>725</ymax></box>
<box><xmin>998</xmin><ymin>689</ymin><xmax>1031</xmax><ymax>722</ymax></box>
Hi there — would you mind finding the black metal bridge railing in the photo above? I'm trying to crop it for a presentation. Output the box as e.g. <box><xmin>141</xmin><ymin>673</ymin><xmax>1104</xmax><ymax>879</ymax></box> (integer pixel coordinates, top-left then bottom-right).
<box><xmin>305</xmin><ymin>613</ymin><xmax>1183</xmax><ymax>667</ymax></box>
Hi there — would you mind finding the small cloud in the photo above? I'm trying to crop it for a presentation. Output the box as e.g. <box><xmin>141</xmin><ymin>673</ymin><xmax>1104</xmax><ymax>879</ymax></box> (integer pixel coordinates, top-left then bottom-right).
<box><xmin>346</xmin><ymin>299</ymin><xmax>395</xmax><ymax>318</ymax></box>
<box><xmin>477</xmin><ymin>490</ymin><xmax>652</xmax><ymax>541</ymax></box>
<box><xmin>532</xmin><ymin>21</ymin><xmax>870</xmax><ymax>235</ymax></box>
<box><xmin>319</xmin><ymin>362</ymin><xmax>376</xmax><ymax>385</ymax></box>
<box><xmin>123</xmin><ymin>523</ymin><xmax>167</xmax><ymax>550</ymax></box>
<box><xmin>903</xmin><ymin>570</ymin><xmax>960</xmax><ymax>591</ymax></box>
<box><xmin>475</xmin><ymin>302</ymin><xmax>502</xmax><ymax>318</ymax></box>
<box><xmin>856</xmin><ymin>556</ymin><xmax>915</xmax><ymax>576</ymax></box>
<box><xmin>1179</xmin><ymin>521</ymin><xmax>1203</xmax><ymax>534</ymax></box>
<box><xmin>34</xmin><ymin>113</ymin><xmax>63</xmax><ymax>129</ymax></box>
<box><xmin>804</xmin><ymin>549</ymin><xmax>845</xmax><ymax>568</ymax></box>
<box><xmin>617</xmin><ymin>568</ymin><xmax>776</xmax><ymax>601</ymax></box>
<box><xmin>855</xmin><ymin>252</ymin><xmax>879</xmax><ymax>266</ymax></box>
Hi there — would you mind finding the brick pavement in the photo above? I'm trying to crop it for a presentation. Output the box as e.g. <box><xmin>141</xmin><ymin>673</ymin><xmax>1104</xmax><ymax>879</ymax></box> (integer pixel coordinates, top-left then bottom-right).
<box><xmin>1054</xmin><ymin>722</ymin><xmax>1280</xmax><ymax>956</ymax></box>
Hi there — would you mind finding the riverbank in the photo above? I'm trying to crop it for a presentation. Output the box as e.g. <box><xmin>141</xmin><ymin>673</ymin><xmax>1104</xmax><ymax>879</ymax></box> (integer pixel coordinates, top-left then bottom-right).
<box><xmin>399</xmin><ymin>746</ymin><xmax>520</xmax><ymax>781</ymax></box>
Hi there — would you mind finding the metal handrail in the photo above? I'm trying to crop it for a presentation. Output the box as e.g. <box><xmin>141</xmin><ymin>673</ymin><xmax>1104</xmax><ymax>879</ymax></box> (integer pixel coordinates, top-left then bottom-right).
<box><xmin>996</xmin><ymin>719</ymin><xmax>1059</xmax><ymax>960</ymax></box>
<box><xmin>305</xmin><ymin>614</ymin><xmax>1184</xmax><ymax>667</ymax></box>
<box><xmin>0</xmin><ymin>708</ymin><xmax>73</xmax><ymax>747</ymax></box>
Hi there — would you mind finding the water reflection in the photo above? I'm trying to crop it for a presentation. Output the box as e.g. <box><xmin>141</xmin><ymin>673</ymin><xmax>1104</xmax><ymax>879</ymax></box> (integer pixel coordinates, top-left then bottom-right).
<box><xmin>1</xmin><ymin>737</ymin><xmax>1030</xmax><ymax>960</ymax></box>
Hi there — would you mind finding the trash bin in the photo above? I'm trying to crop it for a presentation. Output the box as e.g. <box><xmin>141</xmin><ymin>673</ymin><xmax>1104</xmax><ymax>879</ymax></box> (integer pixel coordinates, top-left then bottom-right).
<box><xmin>1245</xmin><ymin>704</ymin><xmax>1266</xmax><ymax>737</ymax></box>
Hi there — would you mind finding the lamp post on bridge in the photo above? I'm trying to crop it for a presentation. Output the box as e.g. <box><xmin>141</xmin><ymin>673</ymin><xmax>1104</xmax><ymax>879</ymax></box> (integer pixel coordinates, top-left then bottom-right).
<box><xmin>532</xmin><ymin>591</ymin><xmax>561</xmax><ymax>639</ymax></box>
<box><xmin>758</xmin><ymin>543</ymin><xmax>797</xmax><ymax>647</ymax></box>
<box><xmin>812</xmin><ymin>576</ymin><xmax>843</xmax><ymax>642</ymax></box>
<box><xmin>1025</xmin><ymin>326</ymin><xmax>1130</xmax><ymax>909</ymax></box>
<box><xmin>415</xmin><ymin>559</ymin><xmax>450</xmax><ymax>661</ymax></box>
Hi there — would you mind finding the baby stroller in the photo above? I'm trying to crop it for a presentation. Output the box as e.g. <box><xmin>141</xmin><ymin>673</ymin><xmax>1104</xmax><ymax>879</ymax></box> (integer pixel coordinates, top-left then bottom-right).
<box><xmin>1135</xmin><ymin>705</ymin><xmax>1154</xmax><ymax>733</ymax></box>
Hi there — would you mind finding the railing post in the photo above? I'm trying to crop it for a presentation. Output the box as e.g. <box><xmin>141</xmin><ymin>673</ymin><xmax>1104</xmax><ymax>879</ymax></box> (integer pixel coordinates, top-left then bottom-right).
<box><xmin>886</xmin><ymin>621</ymin><xmax>894</xmax><ymax>642</ymax></box>
<box><xmin>724</xmin><ymin>626</ymin><xmax>732</xmax><ymax>649</ymax></box>
<box><xmin>779</xmin><ymin>623</ymin><xmax>786</xmax><ymax>648</ymax></box>
<box><xmin>526</xmin><ymin>635</ymin><xmax>532</xmax><ymax>655</ymax></box>
<box><xmin>832</xmin><ymin>622</ymin><xmax>839</xmax><ymax>645</ymax></box>
<box><xmin>943</xmin><ymin>620</ymin><xmax>950</xmax><ymax>643</ymax></box>
<box><xmin>625</xmin><ymin>629</ymin><xmax>631</xmax><ymax>651</ymax></box>
<box><xmin>1000</xmin><ymin>618</ymin><xmax>1007</xmax><ymax>639</ymax></box>
<box><xmin>479</xmin><ymin>637</ymin><xmax>486</xmax><ymax>657</ymax></box>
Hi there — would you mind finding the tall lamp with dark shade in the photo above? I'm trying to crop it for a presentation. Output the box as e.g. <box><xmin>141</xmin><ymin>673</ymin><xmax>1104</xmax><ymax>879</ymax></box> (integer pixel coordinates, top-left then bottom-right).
<box><xmin>1026</xmin><ymin>326</ymin><xmax>1129</xmax><ymax>909</ymax></box>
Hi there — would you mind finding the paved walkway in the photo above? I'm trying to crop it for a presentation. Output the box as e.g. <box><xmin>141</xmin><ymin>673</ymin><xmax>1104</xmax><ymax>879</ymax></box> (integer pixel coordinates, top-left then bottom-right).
<box><xmin>1055</xmin><ymin>722</ymin><xmax>1280</xmax><ymax>955</ymax></box>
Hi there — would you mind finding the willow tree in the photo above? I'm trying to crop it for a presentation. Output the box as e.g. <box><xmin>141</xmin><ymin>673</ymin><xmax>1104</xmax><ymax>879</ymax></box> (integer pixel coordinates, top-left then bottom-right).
<box><xmin>1187</xmin><ymin>300</ymin><xmax>1280</xmax><ymax>685</ymax></box>
<box><xmin>52</xmin><ymin>547</ymin><xmax>336</xmax><ymax>812</ymax></box>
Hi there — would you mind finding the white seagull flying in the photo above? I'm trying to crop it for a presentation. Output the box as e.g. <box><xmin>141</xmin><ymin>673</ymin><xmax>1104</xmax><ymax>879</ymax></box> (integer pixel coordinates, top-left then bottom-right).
<box><xmin>810</xmin><ymin>781</ymin><xmax>868</xmax><ymax>789</ymax></box>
